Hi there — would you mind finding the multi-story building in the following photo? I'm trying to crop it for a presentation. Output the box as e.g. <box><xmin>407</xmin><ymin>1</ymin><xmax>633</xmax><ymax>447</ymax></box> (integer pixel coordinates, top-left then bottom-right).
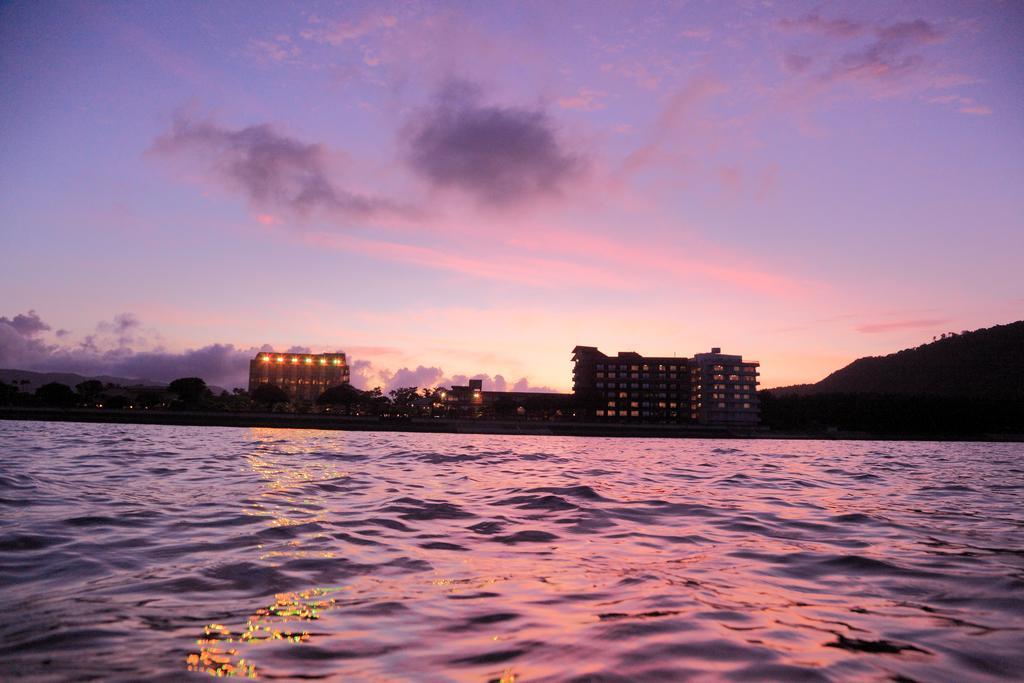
<box><xmin>248</xmin><ymin>351</ymin><xmax>350</xmax><ymax>404</ymax></box>
<box><xmin>572</xmin><ymin>346</ymin><xmax>694</xmax><ymax>423</ymax></box>
<box><xmin>572</xmin><ymin>345</ymin><xmax>759</xmax><ymax>425</ymax></box>
<box><xmin>689</xmin><ymin>348</ymin><xmax>760</xmax><ymax>425</ymax></box>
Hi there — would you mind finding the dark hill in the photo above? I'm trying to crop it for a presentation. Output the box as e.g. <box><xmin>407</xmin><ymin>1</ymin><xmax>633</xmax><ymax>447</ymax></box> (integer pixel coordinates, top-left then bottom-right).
<box><xmin>0</xmin><ymin>369</ymin><xmax>166</xmax><ymax>393</ymax></box>
<box><xmin>771</xmin><ymin>320</ymin><xmax>1024</xmax><ymax>400</ymax></box>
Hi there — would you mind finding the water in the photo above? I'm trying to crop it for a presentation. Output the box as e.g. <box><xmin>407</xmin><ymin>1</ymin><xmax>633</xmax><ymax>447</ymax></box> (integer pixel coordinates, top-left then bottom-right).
<box><xmin>1</xmin><ymin>421</ymin><xmax>1022</xmax><ymax>681</ymax></box>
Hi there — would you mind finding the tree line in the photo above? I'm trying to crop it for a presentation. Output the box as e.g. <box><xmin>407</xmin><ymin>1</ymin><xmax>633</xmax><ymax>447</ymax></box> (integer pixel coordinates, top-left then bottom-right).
<box><xmin>1</xmin><ymin>378</ymin><xmax>455</xmax><ymax>417</ymax></box>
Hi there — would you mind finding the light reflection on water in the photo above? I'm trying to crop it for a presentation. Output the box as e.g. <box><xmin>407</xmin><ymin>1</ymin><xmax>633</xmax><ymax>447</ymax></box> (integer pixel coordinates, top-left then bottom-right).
<box><xmin>1</xmin><ymin>421</ymin><xmax>1023</xmax><ymax>681</ymax></box>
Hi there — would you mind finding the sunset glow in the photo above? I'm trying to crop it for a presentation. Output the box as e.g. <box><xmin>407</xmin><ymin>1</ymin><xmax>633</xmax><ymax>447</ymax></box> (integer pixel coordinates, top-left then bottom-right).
<box><xmin>1</xmin><ymin>1</ymin><xmax>1021</xmax><ymax>390</ymax></box>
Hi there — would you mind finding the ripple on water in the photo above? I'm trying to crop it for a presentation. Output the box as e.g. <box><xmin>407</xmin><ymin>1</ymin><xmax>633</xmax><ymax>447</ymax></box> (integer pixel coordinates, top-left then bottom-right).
<box><xmin>0</xmin><ymin>422</ymin><xmax>1022</xmax><ymax>680</ymax></box>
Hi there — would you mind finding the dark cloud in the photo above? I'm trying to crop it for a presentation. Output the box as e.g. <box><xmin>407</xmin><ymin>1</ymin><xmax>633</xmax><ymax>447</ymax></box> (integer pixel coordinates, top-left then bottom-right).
<box><xmin>825</xmin><ymin>20</ymin><xmax>942</xmax><ymax>83</ymax></box>
<box><xmin>0</xmin><ymin>310</ymin><xmax>50</xmax><ymax>337</ymax></box>
<box><xmin>404</xmin><ymin>81</ymin><xmax>585</xmax><ymax>206</ymax></box>
<box><xmin>778</xmin><ymin>15</ymin><xmax>945</xmax><ymax>85</ymax></box>
<box><xmin>152</xmin><ymin>117</ymin><xmax>400</xmax><ymax>219</ymax></box>
<box><xmin>3</xmin><ymin>311</ymin><xmax>561</xmax><ymax>394</ymax></box>
<box><xmin>0</xmin><ymin>310</ymin><xmax>257</xmax><ymax>388</ymax></box>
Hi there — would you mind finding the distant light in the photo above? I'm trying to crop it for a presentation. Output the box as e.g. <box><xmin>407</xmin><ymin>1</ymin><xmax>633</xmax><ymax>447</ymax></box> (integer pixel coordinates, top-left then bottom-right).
<box><xmin>291</xmin><ymin>357</ymin><xmax>299</xmax><ymax>364</ymax></box>
<box><xmin>276</xmin><ymin>356</ymin><xmax>284</xmax><ymax>363</ymax></box>
<box><xmin>319</xmin><ymin>359</ymin><xmax>327</xmax><ymax>365</ymax></box>
<box><xmin>304</xmin><ymin>357</ymin><xmax>313</xmax><ymax>364</ymax></box>
<box><xmin>332</xmin><ymin>359</ymin><xmax>341</xmax><ymax>365</ymax></box>
<box><xmin>261</xmin><ymin>356</ymin><xmax>270</xmax><ymax>362</ymax></box>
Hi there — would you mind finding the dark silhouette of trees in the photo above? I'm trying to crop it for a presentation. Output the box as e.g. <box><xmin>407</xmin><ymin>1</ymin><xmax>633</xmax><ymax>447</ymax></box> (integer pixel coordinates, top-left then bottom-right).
<box><xmin>251</xmin><ymin>384</ymin><xmax>289</xmax><ymax>411</ymax></box>
<box><xmin>0</xmin><ymin>380</ymin><xmax>20</xmax><ymax>406</ymax></box>
<box><xmin>388</xmin><ymin>387</ymin><xmax>419</xmax><ymax>416</ymax></box>
<box><xmin>135</xmin><ymin>390</ymin><xmax>165</xmax><ymax>409</ymax></box>
<box><xmin>167</xmin><ymin>377</ymin><xmax>212</xmax><ymax>407</ymax></box>
<box><xmin>317</xmin><ymin>383</ymin><xmax>363</xmax><ymax>414</ymax></box>
<box><xmin>36</xmin><ymin>382</ymin><xmax>77</xmax><ymax>407</ymax></box>
<box><xmin>759</xmin><ymin>390</ymin><xmax>1024</xmax><ymax>435</ymax></box>
<box><xmin>104</xmin><ymin>395</ymin><xmax>129</xmax><ymax>410</ymax></box>
<box><xmin>359</xmin><ymin>387</ymin><xmax>391</xmax><ymax>416</ymax></box>
<box><xmin>76</xmin><ymin>379</ymin><xmax>105</xmax><ymax>406</ymax></box>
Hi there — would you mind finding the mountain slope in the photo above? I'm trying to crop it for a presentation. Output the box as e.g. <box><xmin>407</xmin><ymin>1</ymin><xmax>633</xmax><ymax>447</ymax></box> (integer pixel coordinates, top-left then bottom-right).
<box><xmin>771</xmin><ymin>320</ymin><xmax>1024</xmax><ymax>400</ymax></box>
<box><xmin>0</xmin><ymin>369</ymin><xmax>166</xmax><ymax>393</ymax></box>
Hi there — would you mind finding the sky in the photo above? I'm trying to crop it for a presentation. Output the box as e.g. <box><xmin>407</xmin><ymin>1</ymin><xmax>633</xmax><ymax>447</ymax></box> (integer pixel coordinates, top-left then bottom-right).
<box><xmin>1</xmin><ymin>0</ymin><xmax>1022</xmax><ymax>392</ymax></box>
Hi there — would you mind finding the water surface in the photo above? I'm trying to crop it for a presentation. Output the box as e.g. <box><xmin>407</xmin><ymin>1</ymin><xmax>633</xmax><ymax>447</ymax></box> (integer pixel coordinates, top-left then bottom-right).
<box><xmin>1</xmin><ymin>420</ymin><xmax>1022</xmax><ymax>681</ymax></box>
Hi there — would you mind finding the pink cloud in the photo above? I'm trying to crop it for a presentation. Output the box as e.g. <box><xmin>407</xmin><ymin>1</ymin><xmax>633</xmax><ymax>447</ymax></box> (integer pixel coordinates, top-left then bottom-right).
<box><xmin>300</xmin><ymin>13</ymin><xmax>397</xmax><ymax>46</ymax></box>
<box><xmin>558</xmin><ymin>87</ymin><xmax>608</xmax><ymax>111</ymax></box>
<box><xmin>298</xmin><ymin>232</ymin><xmax>641</xmax><ymax>291</ymax></box>
<box><xmin>508</xmin><ymin>229</ymin><xmax>810</xmax><ymax>297</ymax></box>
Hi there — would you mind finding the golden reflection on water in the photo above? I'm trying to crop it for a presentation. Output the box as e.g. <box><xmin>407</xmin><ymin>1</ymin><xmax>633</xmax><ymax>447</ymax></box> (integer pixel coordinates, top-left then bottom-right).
<box><xmin>187</xmin><ymin>587</ymin><xmax>345</xmax><ymax>677</ymax></box>
<box><xmin>188</xmin><ymin>430</ymin><xmax>353</xmax><ymax>677</ymax></box>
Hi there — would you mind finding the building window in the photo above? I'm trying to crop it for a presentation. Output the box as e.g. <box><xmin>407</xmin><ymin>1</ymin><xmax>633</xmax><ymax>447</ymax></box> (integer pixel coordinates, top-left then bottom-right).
<box><xmin>596</xmin><ymin>410</ymin><xmax>605</xmax><ymax>416</ymax></box>
<box><xmin>743</xmin><ymin>403</ymin><xmax>751</xmax><ymax>409</ymax></box>
<box><xmin>718</xmin><ymin>402</ymin><xmax>726</xmax><ymax>408</ymax></box>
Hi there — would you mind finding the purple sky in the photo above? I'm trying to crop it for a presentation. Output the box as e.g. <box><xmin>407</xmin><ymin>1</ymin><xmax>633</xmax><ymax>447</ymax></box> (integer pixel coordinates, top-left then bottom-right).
<box><xmin>1</xmin><ymin>0</ymin><xmax>1022</xmax><ymax>391</ymax></box>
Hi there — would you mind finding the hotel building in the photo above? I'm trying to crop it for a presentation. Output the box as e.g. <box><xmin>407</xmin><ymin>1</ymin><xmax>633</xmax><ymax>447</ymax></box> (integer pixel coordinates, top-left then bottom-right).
<box><xmin>248</xmin><ymin>352</ymin><xmax>350</xmax><ymax>404</ymax></box>
<box><xmin>572</xmin><ymin>345</ymin><xmax>759</xmax><ymax>425</ymax></box>
<box><xmin>690</xmin><ymin>348</ymin><xmax>760</xmax><ymax>425</ymax></box>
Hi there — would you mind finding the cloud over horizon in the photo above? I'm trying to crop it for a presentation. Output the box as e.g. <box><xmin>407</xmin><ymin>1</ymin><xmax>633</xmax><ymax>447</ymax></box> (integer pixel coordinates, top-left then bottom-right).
<box><xmin>0</xmin><ymin>311</ymin><xmax>557</xmax><ymax>394</ymax></box>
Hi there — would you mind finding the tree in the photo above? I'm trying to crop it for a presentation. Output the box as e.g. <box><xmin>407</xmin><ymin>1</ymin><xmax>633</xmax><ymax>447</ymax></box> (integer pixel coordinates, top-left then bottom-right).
<box><xmin>421</xmin><ymin>387</ymin><xmax>447</xmax><ymax>417</ymax></box>
<box><xmin>0</xmin><ymin>380</ymin><xmax>20</xmax><ymax>406</ymax></box>
<box><xmin>76</xmin><ymin>379</ymin><xmax>105</xmax><ymax>406</ymax></box>
<box><xmin>358</xmin><ymin>387</ymin><xmax>391</xmax><ymax>416</ymax></box>
<box><xmin>36</xmin><ymin>382</ymin><xmax>77</xmax><ymax>407</ymax></box>
<box><xmin>167</xmin><ymin>377</ymin><xmax>211</xmax><ymax>407</ymax></box>
<box><xmin>251</xmin><ymin>383</ymin><xmax>290</xmax><ymax>411</ymax></box>
<box><xmin>317</xmin><ymin>383</ymin><xmax>363</xmax><ymax>415</ymax></box>
<box><xmin>104</xmin><ymin>395</ymin><xmax>129</xmax><ymax>410</ymax></box>
<box><xmin>134</xmin><ymin>390</ymin><xmax>165</xmax><ymax>409</ymax></box>
<box><xmin>388</xmin><ymin>386</ymin><xmax>420</xmax><ymax>416</ymax></box>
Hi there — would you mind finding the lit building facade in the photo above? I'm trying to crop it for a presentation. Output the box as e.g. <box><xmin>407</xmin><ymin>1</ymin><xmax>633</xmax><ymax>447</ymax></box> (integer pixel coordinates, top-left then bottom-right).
<box><xmin>690</xmin><ymin>348</ymin><xmax>760</xmax><ymax>425</ymax></box>
<box><xmin>248</xmin><ymin>352</ymin><xmax>350</xmax><ymax>404</ymax></box>
<box><xmin>572</xmin><ymin>345</ymin><xmax>759</xmax><ymax>425</ymax></box>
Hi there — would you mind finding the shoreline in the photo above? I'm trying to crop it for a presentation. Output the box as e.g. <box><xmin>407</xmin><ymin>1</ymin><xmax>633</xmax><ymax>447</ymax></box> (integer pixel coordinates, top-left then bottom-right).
<box><xmin>1</xmin><ymin>407</ymin><xmax>1021</xmax><ymax>442</ymax></box>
